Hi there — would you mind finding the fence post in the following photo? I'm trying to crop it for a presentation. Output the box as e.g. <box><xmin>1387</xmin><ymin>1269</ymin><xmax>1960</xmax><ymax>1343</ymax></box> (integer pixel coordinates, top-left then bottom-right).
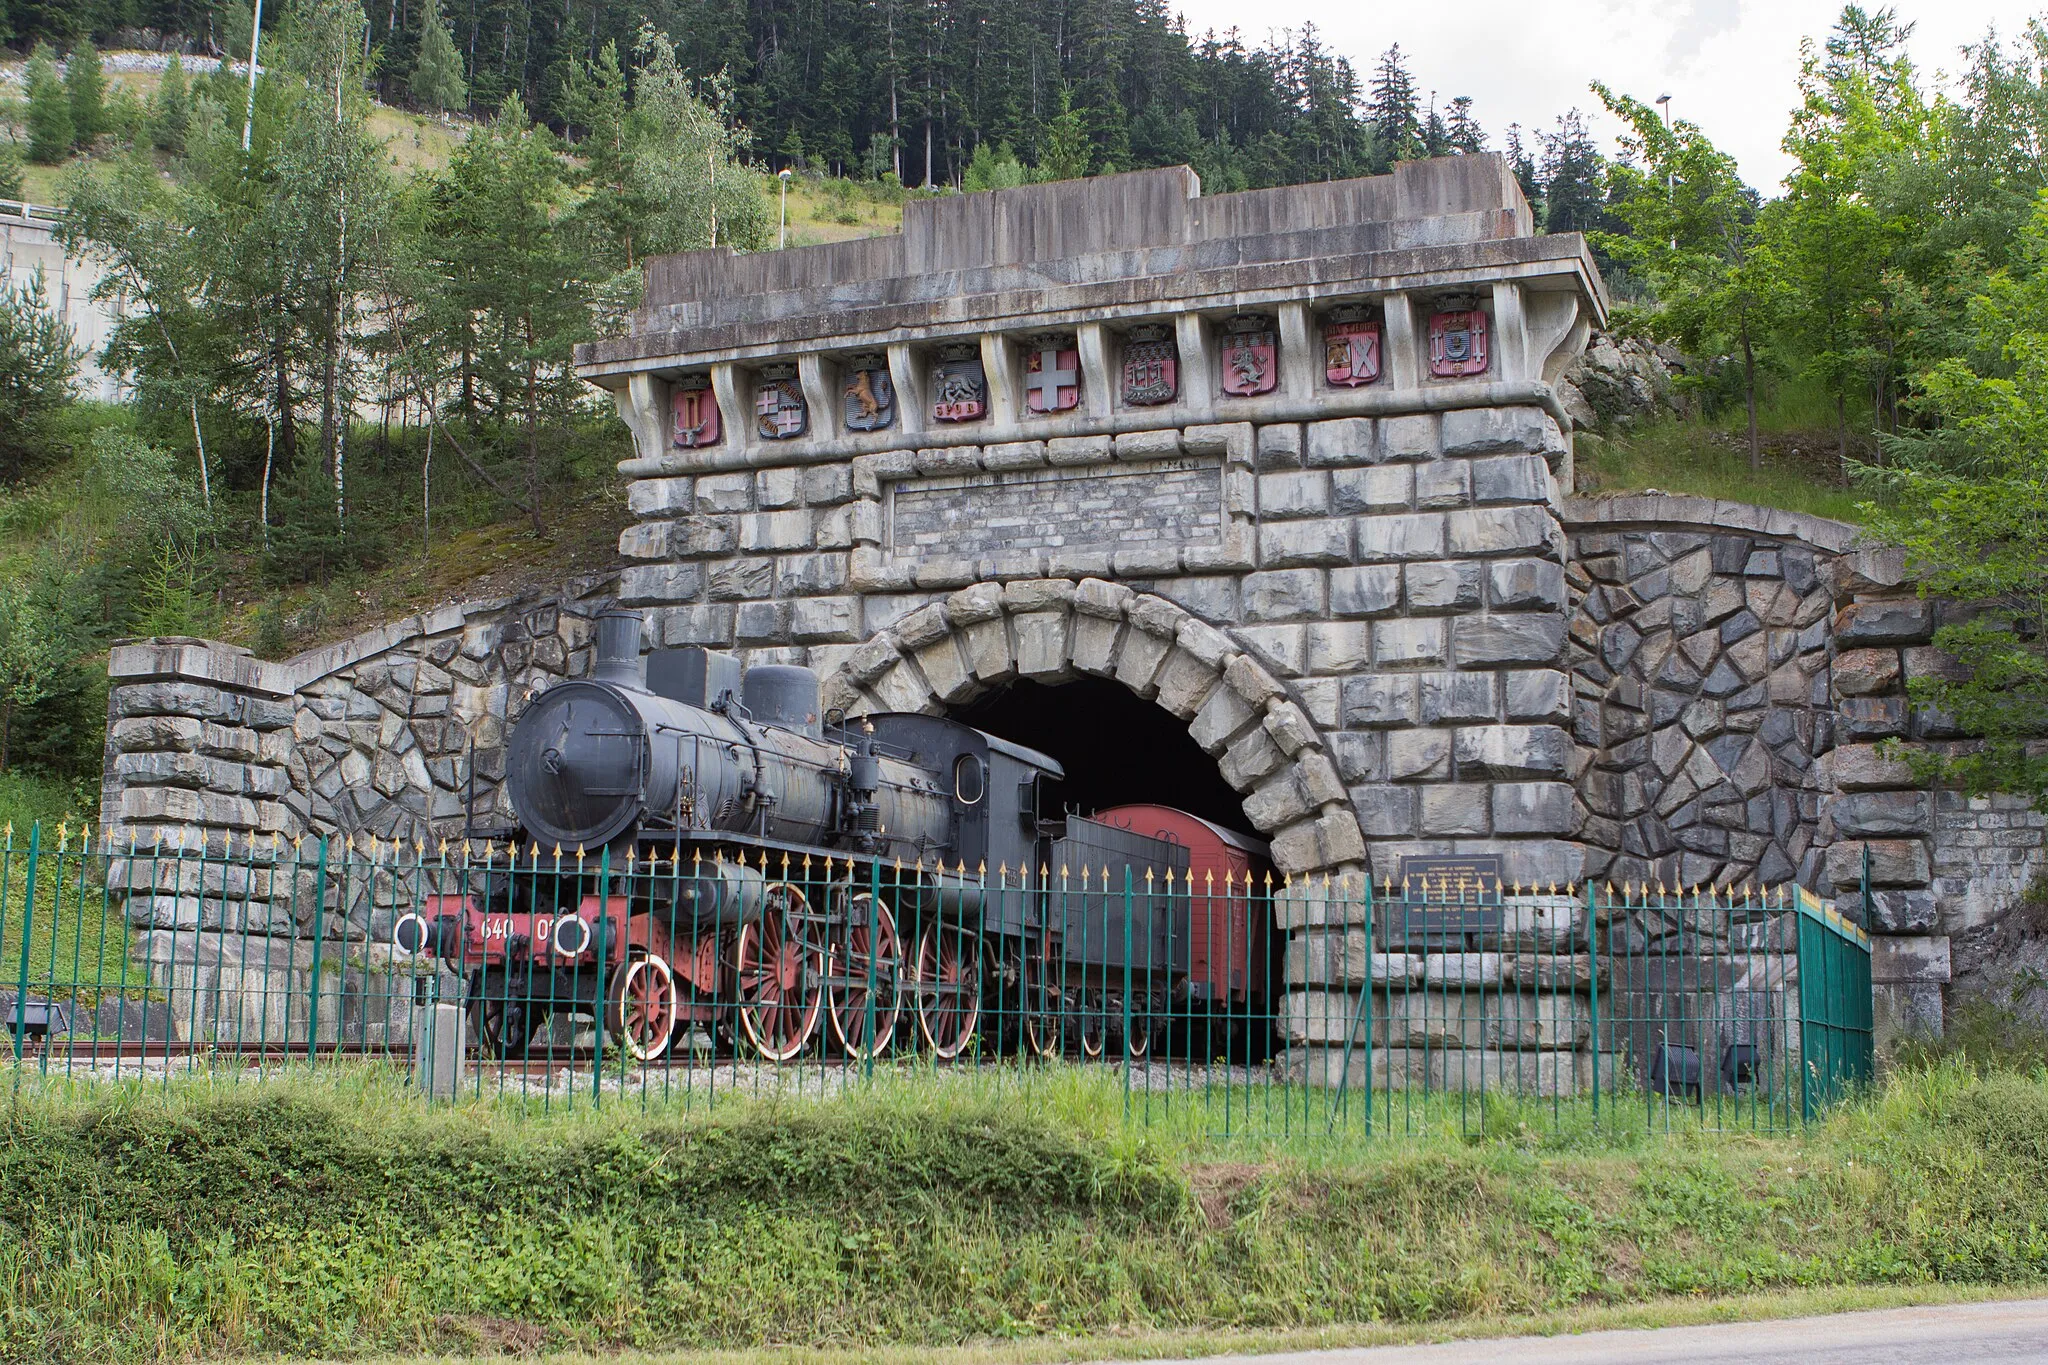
<box><xmin>306</xmin><ymin>837</ymin><xmax>330</xmax><ymax>1062</ymax></box>
<box><xmin>1330</xmin><ymin>874</ymin><xmax>1376</xmax><ymax>1135</ymax></box>
<box><xmin>593</xmin><ymin>844</ymin><xmax>609</xmax><ymax>1106</ymax></box>
<box><xmin>12</xmin><ymin>823</ymin><xmax>38</xmax><ymax>1063</ymax></box>
<box><xmin>1584</xmin><ymin>878</ymin><xmax>1600</xmax><ymax>1120</ymax></box>
<box><xmin>1122</xmin><ymin>864</ymin><xmax>1134</xmax><ymax>1110</ymax></box>
<box><xmin>864</xmin><ymin>856</ymin><xmax>880</xmax><ymax>1084</ymax></box>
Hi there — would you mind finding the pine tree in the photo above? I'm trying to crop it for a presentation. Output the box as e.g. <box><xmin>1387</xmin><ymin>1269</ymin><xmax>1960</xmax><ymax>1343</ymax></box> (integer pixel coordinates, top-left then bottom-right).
<box><xmin>1539</xmin><ymin>109</ymin><xmax>1608</xmax><ymax>235</ymax></box>
<box><xmin>1037</xmin><ymin>88</ymin><xmax>1093</xmax><ymax>181</ymax></box>
<box><xmin>1504</xmin><ymin>122</ymin><xmax>1540</xmax><ymax>202</ymax></box>
<box><xmin>417</xmin><ymin>94</ymin><xmax>589</xmax><ymax>533</ymax></box>
<box><xmin>64</xmin><ymin>37</ymin><xmax>106</xmax><ymax>151</ymax></box>
<box><xmin>1824</xmin><ymin>5</ymin><xmax>1915</xmax><ymax>86</ymax></box>
<box><xmin>24</xmin><ymin>46</ymin><xmax>72</xmax><ymax>166</ymax></box>
<box><xmin>1422</xmin><ymin>97</ymin><xmax>1449</xmax><ymax>157</ymax></box>
<box><xmin>0</xmin><ymin>270</ymin><xmax>82</xmax><ymax>482</ymax></box>
<box><xmin>410</xmin><ymin>0</ymin><xmax>467</xmax><ymax>114</ymax></box>
<box><xmin>1446</xmin><ymin>96</ymin><xmax>1485</xmax><ymax>154</ymax></box>
<box><xmin>150</xmin><ymin>53</ymin><xmax>191</xmax><ymax>155</ymax></box>
<box><xmin>1367</xmin><ymin>44</ymin><xmax>1421</xmax><ymax>167</ymax></box>
<box><xmin>0</xmin><ymin>143</ymin><xmax>22</xmax><ymax>200</ymax></box>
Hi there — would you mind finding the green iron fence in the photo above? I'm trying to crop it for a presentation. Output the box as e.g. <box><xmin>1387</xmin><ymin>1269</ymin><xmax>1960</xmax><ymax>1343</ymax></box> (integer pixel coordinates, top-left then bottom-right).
<box><xmin>3</xmin><ymin>823</ymin><xmax>1873</xmax><ymax>1137</ymax></box>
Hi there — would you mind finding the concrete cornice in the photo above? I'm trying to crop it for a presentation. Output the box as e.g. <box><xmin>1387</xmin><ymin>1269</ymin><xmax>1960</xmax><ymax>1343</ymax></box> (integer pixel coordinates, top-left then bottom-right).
<box><xmin>573</xmin><ymin>157</ymin><xmax>1608</xmax><ymax>385</ymax></box>
<box><xmin>1559</xmin><ymin>492</ymin><xmax>1863</xmax><ymax>554</ymax></box>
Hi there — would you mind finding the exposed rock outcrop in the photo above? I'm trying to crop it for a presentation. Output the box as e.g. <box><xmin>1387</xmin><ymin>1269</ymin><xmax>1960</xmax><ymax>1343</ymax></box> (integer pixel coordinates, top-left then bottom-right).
<box><xmin>1559</xmin><ymin>331</ymin><xmax>1688</xmax><ymax>431</ymax></box>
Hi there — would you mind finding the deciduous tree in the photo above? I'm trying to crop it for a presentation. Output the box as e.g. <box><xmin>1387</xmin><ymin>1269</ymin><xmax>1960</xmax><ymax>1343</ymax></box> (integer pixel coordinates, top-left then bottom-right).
<box><xmin>1862</xmin><ymin>198</ymin><xmax>2048</xmax><ymax>801</ymax></box>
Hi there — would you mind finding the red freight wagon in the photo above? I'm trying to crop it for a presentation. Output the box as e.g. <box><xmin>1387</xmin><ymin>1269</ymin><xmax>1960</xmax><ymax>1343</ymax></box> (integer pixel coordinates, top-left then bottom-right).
<box><xmin>1090</xmin><ymin>804</ymin><xmax>1275</xmax><ymax>1008</ymax></box>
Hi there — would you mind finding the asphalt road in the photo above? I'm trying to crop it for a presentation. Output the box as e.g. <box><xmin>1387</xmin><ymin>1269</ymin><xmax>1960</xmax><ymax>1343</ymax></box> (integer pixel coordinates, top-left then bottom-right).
<box><xmin>1130</xmin><ymin>1299</ymin><xmax>2048</xmax><ymax>1363</ymax></box>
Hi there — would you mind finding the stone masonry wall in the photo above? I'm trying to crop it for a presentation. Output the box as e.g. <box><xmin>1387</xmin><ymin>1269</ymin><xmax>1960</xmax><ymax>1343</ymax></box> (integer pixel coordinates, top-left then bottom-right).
<box><xmin>1565</xmin><ymin>497</ymin><xmax>1854</xmax><ymax>891</ymax></box>
<box><xmin>615</xmin><ymin>408</ymin><xmax>1586</xmax><ymax>891</ymax></box>
<box><xmin>104</xmin><ymin>577</ymin><xmax>615</xmax><ymax>928</ymax></box>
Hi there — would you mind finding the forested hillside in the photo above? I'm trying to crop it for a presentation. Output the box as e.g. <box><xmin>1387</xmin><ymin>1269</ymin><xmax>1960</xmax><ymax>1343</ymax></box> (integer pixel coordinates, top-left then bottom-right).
<box><xmin>11</xmin><ymin>1</ymin><xmax>1539</xmax><ymax>195</ymax></box>
<box><xmin>6</xmin><ymin>2</ymin><xmax>2048</xmax><ymax>829</ymax></box>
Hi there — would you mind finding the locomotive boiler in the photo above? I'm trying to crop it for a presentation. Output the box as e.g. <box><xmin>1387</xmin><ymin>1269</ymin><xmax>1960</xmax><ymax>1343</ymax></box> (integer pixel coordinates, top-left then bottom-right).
<box><xmin>394</xmin><ymin>609</ymin><xmax>1276</xmax><ymax>1065</ymax></box>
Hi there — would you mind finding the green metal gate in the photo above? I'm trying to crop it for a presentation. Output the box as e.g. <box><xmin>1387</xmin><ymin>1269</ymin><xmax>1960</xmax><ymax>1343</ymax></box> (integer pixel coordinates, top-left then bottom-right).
<box><xmin>1794</xmin><ymin>883</ymin><xmax>1874</xmax><ymax>1117</ymax></box>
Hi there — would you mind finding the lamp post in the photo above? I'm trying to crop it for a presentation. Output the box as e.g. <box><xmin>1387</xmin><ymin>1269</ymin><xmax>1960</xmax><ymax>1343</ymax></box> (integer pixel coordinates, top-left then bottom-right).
<box><xmin>778</xmin><ymin>168</ymin><xmax>792</xmax><ymax>249</ymax></box>
<box><xmin>241</xmin><ymin>0</ymin><xmax>263</xmax><ymax>153</ymax></box>
<box><xmin>1655</xmin><ymin>93</ymin><xmax>1674</xmax><ymax>251</ymax></box>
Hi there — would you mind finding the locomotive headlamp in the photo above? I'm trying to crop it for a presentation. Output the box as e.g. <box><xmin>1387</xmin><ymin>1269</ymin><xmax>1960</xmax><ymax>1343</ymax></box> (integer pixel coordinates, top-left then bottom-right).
<box><xmin>392</xmin><ymin>912</ymin><xmax>431</xmax><ymax>955</ymax></box>
<box><xmin>551</xmin><ymin>914</ymin><xmax>593</xmax><ymax>958</ymax></box>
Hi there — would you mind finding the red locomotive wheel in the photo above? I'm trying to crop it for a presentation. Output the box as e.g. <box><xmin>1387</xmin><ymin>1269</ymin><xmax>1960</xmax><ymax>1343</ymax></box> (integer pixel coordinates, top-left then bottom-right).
<box><xmin>607</xmin><ymin>953</ymin><xmax>679</xmax><ymax>1063</ymax></box>
<box><xmin>735</xmin><ymin>890</ymin><xmax>824</xmax><ymax>1062</ymax></box>
<box><xmin>828</xmin><ymin>893</ymin><xmax>904</xmax><ymax>1060</ymax></box>
<box><xmin>913</xmin><ymin>921</ymin><xmax>981</xmax><ymax>1060</ymax></box>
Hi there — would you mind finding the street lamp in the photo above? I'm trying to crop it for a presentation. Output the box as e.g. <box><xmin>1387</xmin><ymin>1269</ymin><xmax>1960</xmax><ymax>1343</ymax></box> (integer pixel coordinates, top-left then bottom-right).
<box><xmin>778</xmin><ymin>168</ymin><xmax>792</xmax><ymax>249</ymax></box>
<box><xmin>242</xmin><ymin>0</ymin><xmax>263</xmax><ymax>153</ymax></box>
<box><xmin>1655</xmin><ymin>93</ymin><xmax>1674</xmax><ymax>251</ymax></box>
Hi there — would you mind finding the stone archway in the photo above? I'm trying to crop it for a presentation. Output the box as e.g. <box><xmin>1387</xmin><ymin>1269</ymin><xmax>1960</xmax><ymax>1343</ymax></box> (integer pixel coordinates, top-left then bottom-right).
<box><xmin>814</xmin><ymin>577</ymin><xmax>1367</xmax><ymax>879</ymax></box>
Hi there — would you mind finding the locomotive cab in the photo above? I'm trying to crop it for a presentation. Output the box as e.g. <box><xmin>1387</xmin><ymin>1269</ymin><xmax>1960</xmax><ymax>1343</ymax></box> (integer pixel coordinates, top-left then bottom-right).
<box><xmin>861</xmin><ymin>713</ymin><xmax>1063</xmax><ymax>927</ymax></box>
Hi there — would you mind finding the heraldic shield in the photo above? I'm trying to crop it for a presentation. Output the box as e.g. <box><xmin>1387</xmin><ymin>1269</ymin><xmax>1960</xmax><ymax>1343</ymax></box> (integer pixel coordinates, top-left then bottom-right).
<box><xmin>931</xmin><ymin>342</ymin><xmax>989</xmax><ymax>423</ymax></box>
<box><xmin>1429</xmin><ymin>304</ymin><xmax>1491</xmax><ymax>378</ymax></box>
<box><xmin>1024</xmin><ymin>333</ymin><xmax>1081</xmax><ymax>414</ymax></box>
<box><xmin>1323</xmin><ymin>311</ymin><xmax>1382</xmax><ymax>388</ymax></box>
<box><xmin>1121</xmin><ymin>323</ymin><xmax>1177</xmax><ymax>406</ymax></box>
<box><xmin>755</xmin><ymin>363</ymin><xmax>808</xmax><ymax>439</ymax></box>
<box><xmin>841</xmin><ymin>352</ymin><xmax>895</xmax><ymax>432</ymax></box>
<box><xmin>1219</xmin><ymin>314</ymin><xmax>1278</xmax><ymax>396</ymax></box>
<box><xmin>672</xmin><ymin>374</ymin><xmax>721</xmax><ymax>449</ymax></box>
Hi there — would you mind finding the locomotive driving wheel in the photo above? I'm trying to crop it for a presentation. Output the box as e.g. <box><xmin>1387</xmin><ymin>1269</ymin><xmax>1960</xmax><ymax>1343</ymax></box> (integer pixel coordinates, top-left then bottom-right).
<box><xmin>828</xmin><ymin>891</ymin><xmax>904</xmax><ymax>1060</ymax></box>
<box><xmin>469</xmin><ymin>989</ymin><xmax>538</xmax><ymax>1060</ymax></box>
<box><xmin>735</xmin><ymin>884</ymin><xmax>824</xmax><ymax>1061</ymax></box>
<box><xmin>1078</xmin><ymin>993</ymin><xmax>1109</xmax><ymax>1060</ymax></box>
<box><xmin>1123</xmin><ymin>1003</ymin><xmax>1153</xmax><ymax>1061</ymax></box>
<box><xmin>913</xmin><ymin>920</ymin><xmax>982</xmax><ymax>1060</ymax></box>
<box><xmin>606</xmin><ymin>952</ymin><xmax>679</xmax><ymax>1063</ymax></box>
<box><xmin>1020</xmin><ymin>927</ymin><xmax>1064</xmax><ymax>1060</ymax></box>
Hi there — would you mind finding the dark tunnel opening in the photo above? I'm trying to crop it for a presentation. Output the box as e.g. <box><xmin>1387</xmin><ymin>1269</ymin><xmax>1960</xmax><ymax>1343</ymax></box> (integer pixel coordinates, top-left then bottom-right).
<box><xmin>951</xmin><ymin>678</ymin><xmax>1254</xmax><ymax>836</ymax></box>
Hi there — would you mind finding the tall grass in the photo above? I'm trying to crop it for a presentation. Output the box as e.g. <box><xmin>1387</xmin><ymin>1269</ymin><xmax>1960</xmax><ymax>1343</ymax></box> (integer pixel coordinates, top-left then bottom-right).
<box><xmin>1581</xmin><ymin>375</ymin><xmax>1891</xmax><ymax>524</ymax></box>
<box><xmin>1583</xmin><ymin>425</ymin><xmax>1872</xmax><ymax>524</ymax></box>
<box><xmin>3</xmin><ymin>1059</ymin><xmax>2045</xmax><ymax>1362</ymax></box>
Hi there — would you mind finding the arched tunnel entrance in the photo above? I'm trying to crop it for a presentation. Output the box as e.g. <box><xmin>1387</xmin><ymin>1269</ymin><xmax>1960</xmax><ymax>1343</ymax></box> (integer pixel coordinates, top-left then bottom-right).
<box><xmin>950</xmin><ymin>674</ymin><xmax>1278</xmax><ymax>1063</ymax></box>
<box><xmin>951</xmin><ymin>677</ymin><xmax>1254</xmax><ymax>835</ymax></box>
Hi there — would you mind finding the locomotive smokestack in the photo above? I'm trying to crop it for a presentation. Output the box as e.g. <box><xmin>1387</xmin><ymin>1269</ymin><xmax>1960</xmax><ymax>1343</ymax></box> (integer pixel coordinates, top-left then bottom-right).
<box><xmin>592</xmin><ymin>610</ymin><xmax>646</xmax><ymax>689</ymax></box>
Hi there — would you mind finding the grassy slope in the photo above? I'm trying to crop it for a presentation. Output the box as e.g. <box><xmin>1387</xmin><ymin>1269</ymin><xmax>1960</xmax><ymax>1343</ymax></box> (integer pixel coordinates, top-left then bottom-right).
<box><xmin>1576</xmin><ymin>380</ymin><xmax>1881</xmax><ymax>525</ymax></box>
<box><xmin>1</xmin><ymin>1061</ymin><xmax>2045</xmax><ymax>1362</ymax></box>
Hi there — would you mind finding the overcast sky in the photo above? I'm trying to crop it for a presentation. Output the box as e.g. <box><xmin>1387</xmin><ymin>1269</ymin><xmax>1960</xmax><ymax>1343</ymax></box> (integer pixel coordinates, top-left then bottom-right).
<box><xmin>1168</xmin><ymin>1</ymin><xmax>2042</xmax><ymax>193</ymax></box>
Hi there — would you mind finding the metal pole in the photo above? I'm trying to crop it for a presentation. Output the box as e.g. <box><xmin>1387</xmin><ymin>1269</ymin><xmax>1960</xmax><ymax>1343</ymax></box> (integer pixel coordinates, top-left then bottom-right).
<box><xmin>12</xmin><ymin>824</ymin><xmax>38</xmax><ymax>1063</ymax></box>
<box><xmin>778</xmin><ymin>168</ymin><xmax>791</xmax><ymax>249</ymax></box>
<box><xmin>306</xmin><ymin>837</ymin><xmax>329</xmax><ymax>1062</ymax></box>
<box><xmin>1656</xmin><ymin>93</ymin><xmax>1674</xmax><ymax>252</ymax></box>
<box><xmin>594</xmin><ymin>844</ymin><xmax>609</xmax><ymax>1106</ymax></box>
<box><xmin>242</xmin><ymin>0</ymin><xmax>264</xmax><ymax>154</ymax></box>
<box><xmin>1585</xmin><ymin>878</ymin><xmax>1600</xmax><ymax>1120</ymax></box>
<box><xmin>864</xmin><ymin>857</ymin><xmax>879</xmax><ymax>1082</ymax></box>
<box><xmin>1121</xmin><ymin>864</ymin><xmax>1133</xmax><ymax>1113</ymax></box>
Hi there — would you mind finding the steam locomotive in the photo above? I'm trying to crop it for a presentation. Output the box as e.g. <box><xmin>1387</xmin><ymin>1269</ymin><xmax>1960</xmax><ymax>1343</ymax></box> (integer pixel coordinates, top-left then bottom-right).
<box><xmin>393</xmin><ymin>610</ymin><xmax>1276</xmax><ymax>1063</ymax></box>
